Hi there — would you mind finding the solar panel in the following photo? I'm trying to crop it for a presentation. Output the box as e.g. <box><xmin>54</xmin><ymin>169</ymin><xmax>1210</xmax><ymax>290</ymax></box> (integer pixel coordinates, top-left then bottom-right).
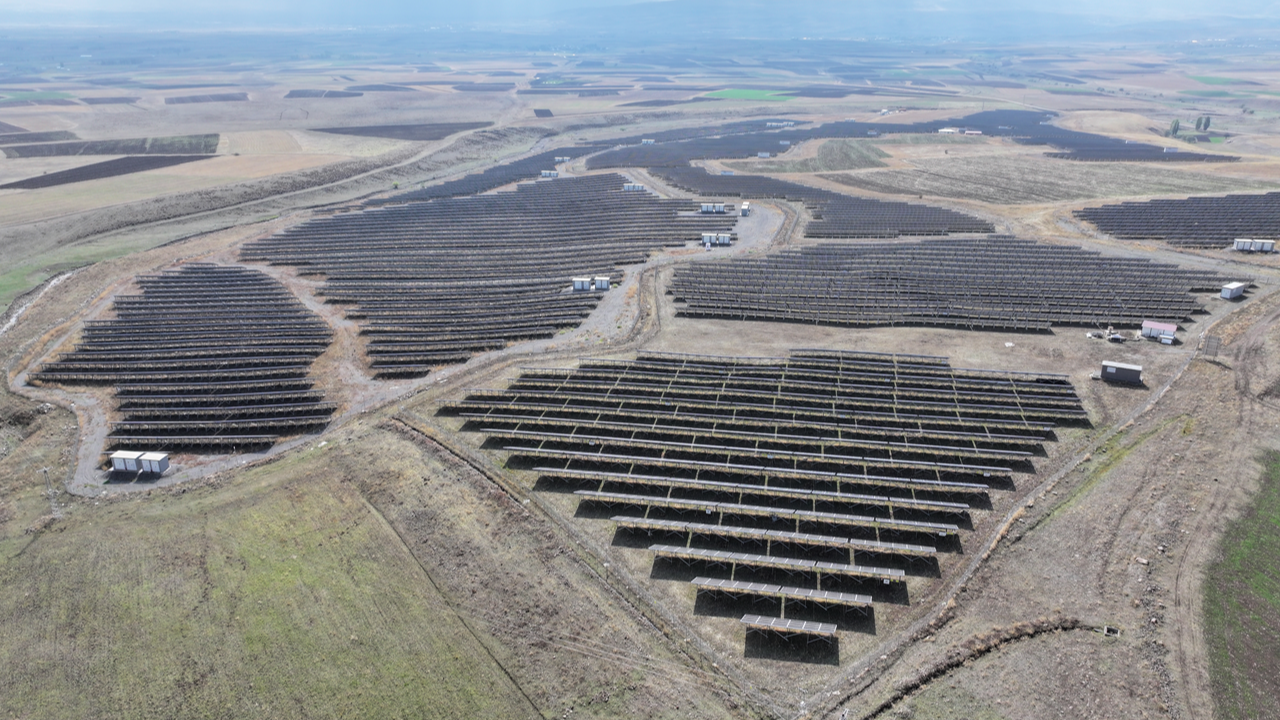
<box><xmin>740</xmin><ymin>614</ymin><xmax>838</xmax><ymax>637</ymax></box>
<box><xmin>692</xmin><ymin>577</ymin><xmax>872</xmax><ymax>607</ymax></box>
<box><xmin>650</xmin><ymin>544</ymin><xmax>904</xmax><ymax>580</ymax></box>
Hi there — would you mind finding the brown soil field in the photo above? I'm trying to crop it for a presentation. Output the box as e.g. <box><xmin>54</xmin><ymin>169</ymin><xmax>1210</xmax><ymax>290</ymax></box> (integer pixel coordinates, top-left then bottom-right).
<box><xmin>222</xmin><ymin>129</ymin><xmax>304</xmax><ymax>155</ymax></box>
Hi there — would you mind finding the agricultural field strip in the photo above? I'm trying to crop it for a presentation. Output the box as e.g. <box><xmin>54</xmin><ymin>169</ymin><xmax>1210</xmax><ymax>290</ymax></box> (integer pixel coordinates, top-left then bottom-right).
<box><xmin>1074</xmin><ymin>191</ymin><xmax>1280</xmax><ymax>248</ymax></box>
<box><xmin>0</xmin><ymin>133</ymin><xmax>219</xmax><ymax>158</ymax></box>
<box><xmin>242</xmin><ymin>174</ymin><xmax>735</xmax><ymax>376</ymax></box>
<box><xmin>30</xmin><ymin>264</ymin><xmax>335</xmax><ymax>452</ymax></box>
<box><xmin>453</xmin><ymin>349</ymin><xmax>1081</xmax><ymax>638</ymax></box>
<box><xmin>670</xmin><ymin>235</ymin><xmax>1237</xmax><ymax>331</ymax></box>
<box><xmin>0</xmin><ymin>130</ymin><xmax>79</xmax><ymax>145</ymax></box>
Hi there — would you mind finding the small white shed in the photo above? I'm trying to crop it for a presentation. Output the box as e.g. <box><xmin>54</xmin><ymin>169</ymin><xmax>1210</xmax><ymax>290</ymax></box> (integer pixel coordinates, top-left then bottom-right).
<box><xmin>572</xmin><ymin>277</ymin><xmax>592</xmax><ymax>291</ymax></box>
<box><xmin>593</xmin><ymin>276</ymin><xmax>611</xmax><ymax>291</ymax></box>
<box><xmin>1222</xmin><ymin>282</ymin><xmax>1247</xmax><ymax>299</ymax></box>
<box><xmin>139</xmin><ymin>452</ymin><xmax>170</xmax><ymax>475</ymax></box>
<box><xmin>1234</xmin><ymin>238</ymin><xmax>1275</xmax><ymax>253</ymax></box>
<box><xmin>641</xmin><ymin>138</ymin><xmax>656</xmax><ymax>145</ymax></box>
<box><xmin>741</xmin><ymin>201</ymin><xmax>751</xmax><ymax>217</ymax></box>
<box><xmin>1141</xmin><ymin>320</ymin><xmax>1177</xmax><ymax>342</ymax></box>
<box><xmin>110</xmin><ymin>450</ymin><xmax>143</xmax><ymax>472</ymax></box>
<box><xmin>540</xmin><ymin>170</ymin><xmax>559</xmax><ymax>178</ymax></box>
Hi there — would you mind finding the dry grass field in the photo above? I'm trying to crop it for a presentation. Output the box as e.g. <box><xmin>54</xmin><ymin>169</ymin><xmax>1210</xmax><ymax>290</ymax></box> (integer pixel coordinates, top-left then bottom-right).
<box><xmin>824</xmin><ymin>155</ymin><xmax>1277</xmax><ymax>204</ymax></box>
<box><xmin>4</xmin><ymin>43</ymin><xmax>1280</xmax><ymax>720</ymax></box>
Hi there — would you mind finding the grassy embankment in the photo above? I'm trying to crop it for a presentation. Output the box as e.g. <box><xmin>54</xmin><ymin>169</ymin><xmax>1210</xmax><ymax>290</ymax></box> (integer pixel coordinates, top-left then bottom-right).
<box><xmin>0</xmin><ymin>440</ymin><xmax>535</xmax><ymax>719</ymax></box>
<box><xmin>1204</xmin><ymin>451</ymin><xmax>1280</xmax><ymax>719</ymax></box>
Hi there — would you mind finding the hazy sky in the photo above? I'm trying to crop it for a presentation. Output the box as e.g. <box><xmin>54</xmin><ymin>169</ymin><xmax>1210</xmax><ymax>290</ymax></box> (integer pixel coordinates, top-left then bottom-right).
<box><xmin>4</xmin><ymin>0</ymin><xmax>1278</xmax><ymax>27</ymax></box>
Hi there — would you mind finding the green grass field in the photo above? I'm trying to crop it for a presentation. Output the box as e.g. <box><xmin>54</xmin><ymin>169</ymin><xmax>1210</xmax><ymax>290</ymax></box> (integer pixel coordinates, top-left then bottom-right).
<box><xmin>703</xmin><ymin>89</ymin><xmax>792</xmax><ymax>101</ymax></box>
<box><xmin>1190</xmin><ymin>76</ymin><xmax>1252</xmax><ymax>86</ymax></box>
<box><xmin>1180</xmin><ymin>90</ymin><xmax>1251</xmax><ymax>98</ymax></box>
<box><xmin>0</xmin><ymin>91</ymin><xmax>74</xmax><ymax>101</ymax></box>
<box><xmin>0</xmin><ymin>443</ymin><xmax>536</xmax><ymax>720</ymax></box>
<box><xmin>1204</xmin><ymin>452</ymin><xmax>1280</xmax><ymax>720</ymax></box>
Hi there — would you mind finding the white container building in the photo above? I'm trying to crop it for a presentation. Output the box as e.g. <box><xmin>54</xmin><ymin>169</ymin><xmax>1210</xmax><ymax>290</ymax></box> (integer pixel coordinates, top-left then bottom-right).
<box><xmin>110</xmin><ymin>450</ymin><xmax>143</xmax><ymax>472</ymax></box>
<box><xmin>1141</xmin><ymin>320</ymin><xmax>1177</xmax><ymax>343</ymax></box>
<box><xmin>757</xmin><ymin>152</ymin><xmax>771</xmax><ymax>158</ymax></box>
<box><xmin>1222</xmin><ymin>282</ymin><xmax>1247</xmax><ymax>299</ymax></box>
<box><xmin>139</xmin><ymin>452</ymin><xmax>170</xmax><ymax>474</ymax></box>
<box><xmin>623</xmin><ymin>183</ymin><xmax>646</xmax><ymax>191</ymax></box>
<box><xmin>593</xmin><ymin>276</ymin><xmax>611</xmax><ymax>291</ymax></box>
<box><xmin>641</xmin><ymin>139</ymin><xmax>656</xmax><ymax>145</ymax></box>
<box><xmin>741</xmin><ymin>201</ymin><xmax>751</xmax><ymax>217</ymax></box>
<box><xmin>572</xmin><ymin>278</ymin><xmax>593</xmax><ymax>291</ymax></box>
<box><xmin>700</xmin><ymin>203</ymin><xmax>726</xmax><ymax>214</ymax></box>
<box><xmin>1234</xmin><ymin>238</ymin><xmax>1275</xmax><ymax>253</ymax></box>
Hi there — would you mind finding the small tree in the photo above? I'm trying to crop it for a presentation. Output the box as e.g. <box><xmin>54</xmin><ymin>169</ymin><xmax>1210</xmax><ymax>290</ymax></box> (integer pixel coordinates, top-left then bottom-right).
<box><xmin>1169</xmin><ymin>118</ymin><xmax>1181</xmax><ymax>136</ymax></box>
<box><xmin>1203</xmin><ymin>116</ymin><xmax>1211</xmax><ymax>132</ymax></box>
<box><xmin>1195</xmin><ymin>117</ymin><xmax>1204</xmax><ymax>132</ymax></box>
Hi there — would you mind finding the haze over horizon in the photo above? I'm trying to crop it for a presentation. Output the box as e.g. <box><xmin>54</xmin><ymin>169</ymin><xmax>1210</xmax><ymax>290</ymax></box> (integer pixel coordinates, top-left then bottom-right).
<box><xmin>4</xmin><ymin>0</ymin><xmax>1279</xmax><ymax>36</ymax></box>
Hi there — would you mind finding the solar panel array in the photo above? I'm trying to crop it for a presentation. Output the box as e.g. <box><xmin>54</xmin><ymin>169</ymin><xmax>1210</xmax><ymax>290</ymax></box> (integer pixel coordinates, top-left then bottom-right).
<box><xmin>583</xmin><ymin>109</ymin><xmax>1237</xmax><ymax>168</ymax></box>
<box><xmin>1073</xmin><ymin>192</ymin><xmax>1280</xmax><ymax>248</ymax></box>
<box><xmin>368</xmin><ymin>147</ymin><xmax>599</xmax><ymax>206</ymax></box>
<box><xmin>444</xmin><ymin>349</ymin><xmax>1083</xmax><ymax>641</ymax></box>
<box><xmin>241</xmin><ymin>174</ymin><xmax>736</xmax><ymax>377</ymax></box>
<box><xmin>653</xmin><ymin>165</ymin><xmax>994</xmax><ymax>238</ymax></box>
<box><xmin>31</xmin><ymin>264</ymin><xmax>335</xmax><ymax>452</ymax></box>
<box><xmin>670</xmin><ymin>235</ymin><xmax>1235</xmax><ymax>331</ymax></box>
